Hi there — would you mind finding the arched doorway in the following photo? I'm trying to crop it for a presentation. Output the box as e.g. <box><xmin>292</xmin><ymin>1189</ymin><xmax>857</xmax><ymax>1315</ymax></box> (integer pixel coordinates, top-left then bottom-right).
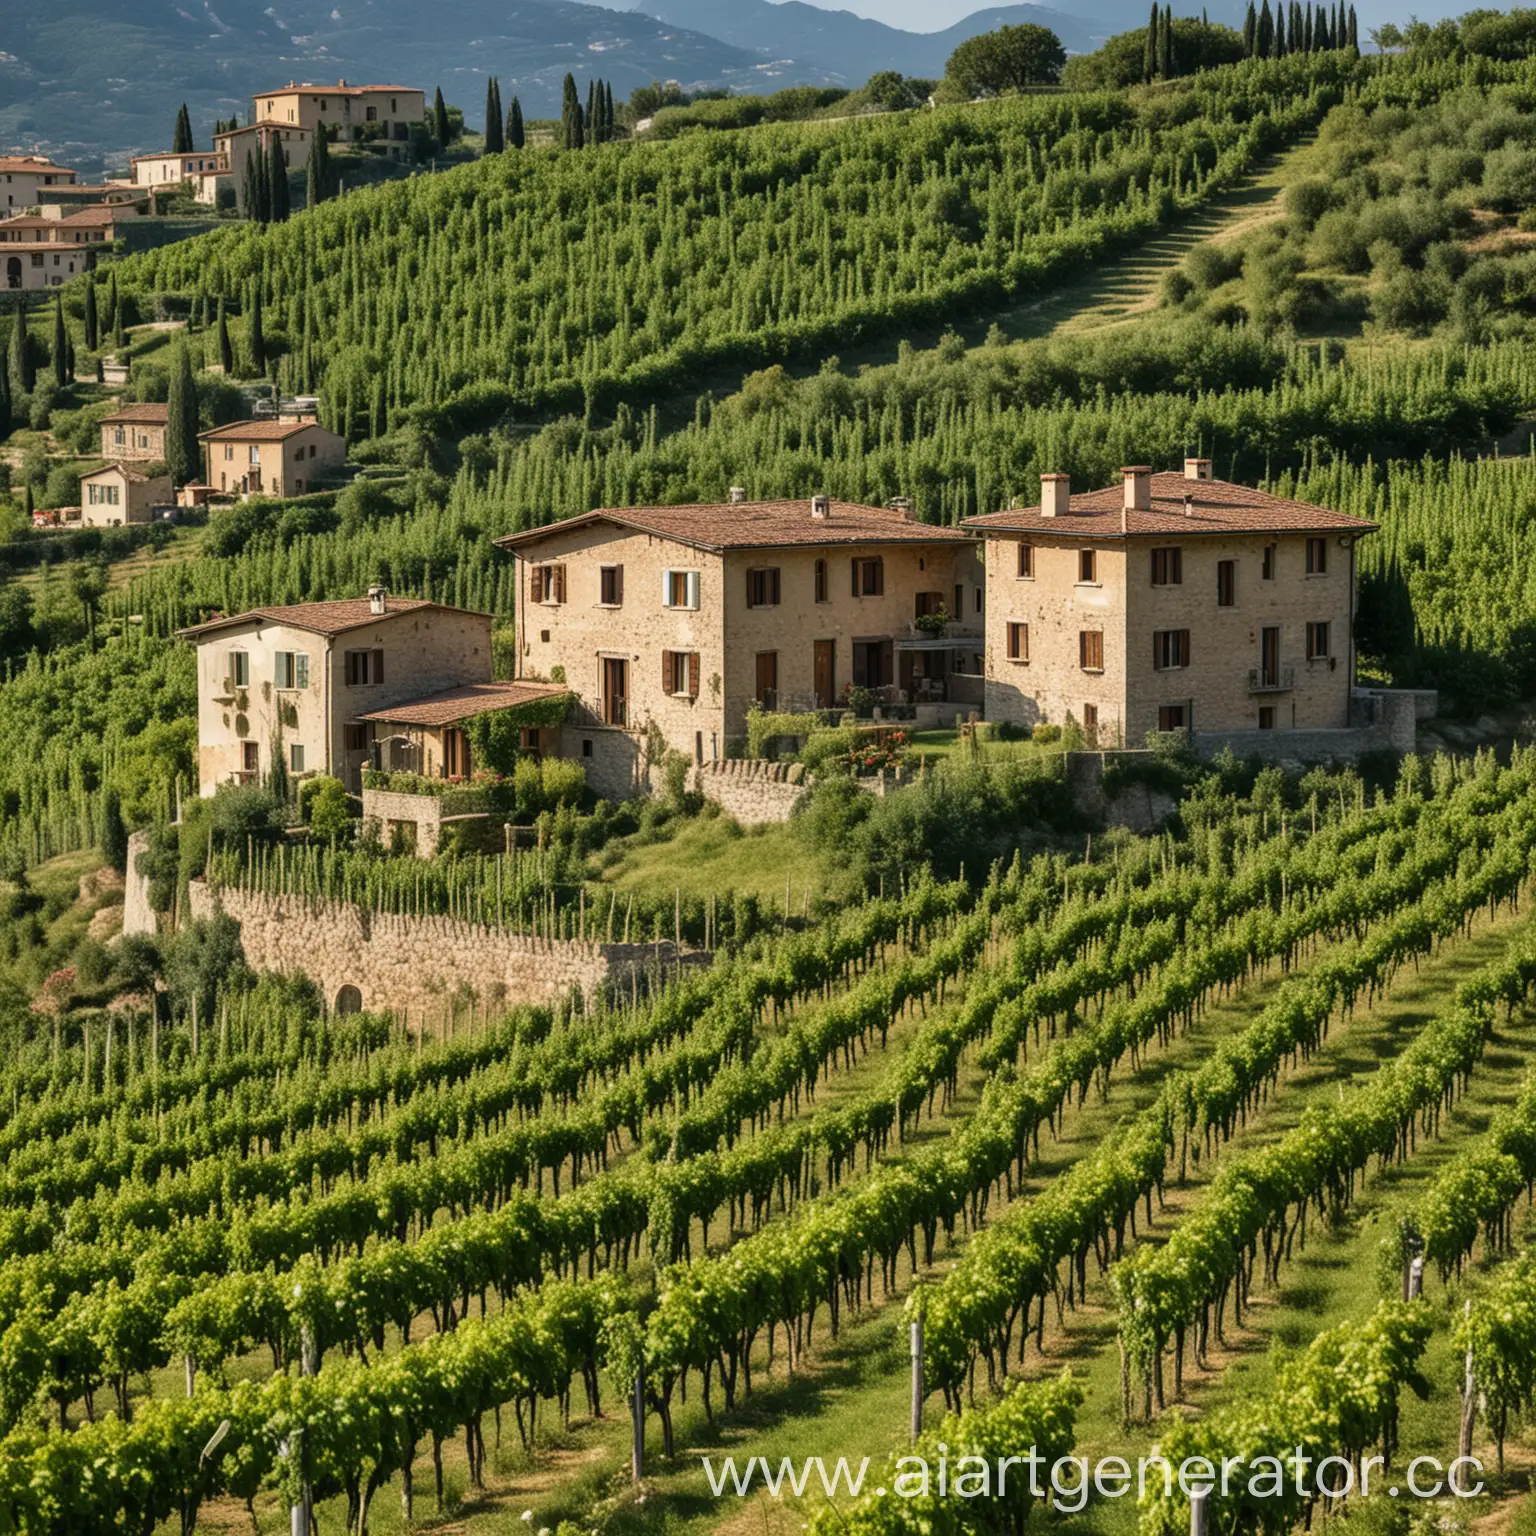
<box><xmin>335</xmin><ymin>984</ymin><xmax>363</xmax><ymax>1015</ymax></box>
<box><xmin>5</xmin><ymin>258</ymin><xmax>20</xmax><ymax>290</ymax></box>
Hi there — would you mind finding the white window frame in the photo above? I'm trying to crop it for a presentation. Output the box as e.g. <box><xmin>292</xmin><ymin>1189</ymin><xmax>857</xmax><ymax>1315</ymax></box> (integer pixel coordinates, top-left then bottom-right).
<box><xmin>662</xmin><ymin>568</ymin><xmax>701</xmax><ymax>611</ymax></box>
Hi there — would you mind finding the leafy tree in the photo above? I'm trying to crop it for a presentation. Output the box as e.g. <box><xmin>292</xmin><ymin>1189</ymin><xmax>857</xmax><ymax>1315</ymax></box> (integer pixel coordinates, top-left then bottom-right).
<box><xmin>216</xmin><ymin>296</ymin><xmax>233</xmax><ymax>375</ymax></box>
<box><xmin>51</xmin><ymin>296</ymin><xmax>68</xmax><ymax>391</ymax></box>
<box><xmin>433</xmin><ymin>86</ymin><xmax>451</xmax><ymax>148</ymax></box>
<box><xmin>165</xmin><ymin>343</ymin><xmax>199</xmax><ymax>487</ymax></box>
<box><xmin>507</xmin><ymin>96</ymin><xmax>525</xmax><ymax>149</ymax></box>
<box><xmin>163</xmin><ymin>911</ymin><xmax>247</xmax><ymax>1024</ymax></box>
<box><xmin>484</xmin><ymin>77</ymin><xmax>504</xmax><ymax>154</ymax></box>
<box><xmin>301</xmin><ymin>775</ymin><xmax>353</xmax><ymax>841</ymax></box>
<box><xmin>172</xmin><ymin>103</ymin><xmax>193</xmax><ymax>154</ymax></box>
<box><xmin>945</xmin><ymin>23</ymin><xmax>1067</xmax><ymax>94</ymax></box>
<box><xmin>83</xmin><ymin>274</ymin><xmax>99</xmax><ymax>353</ymax></box>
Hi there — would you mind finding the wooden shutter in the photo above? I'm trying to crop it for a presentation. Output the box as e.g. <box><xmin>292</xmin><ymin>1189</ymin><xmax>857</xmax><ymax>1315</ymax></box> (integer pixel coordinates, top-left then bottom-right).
<box><xmin>770</xmin><ymin>568</ymin><xmax>781</xmax><ymax>605</ymax></box>
<box><xmin>686</xmin><ymin>571</ymin><xmax>700</xmax><ymax>609</ymax></box>
<box><xmin>662</xmin><ymin>570</ymin><xmax>674</xmax><ymax>608</ymax></box>
<box><xmin>373</xmin><ymin>648</ymin><xmax>384</xmax><ymax>683</ymax></box>
<box><xmin>688</xmin><ymin>652</ymin><xmax>700</xmax><ymax>699</ymax></box>
<box><xmin>553</xmin><ymin>565</ymin><xmax>567</xmax><ymax>603</ymax></box>
<box><xmin>852</xmin><ymin>558</ymin><xmax>860</xmax><ymax>597</ymax></box>
<box><xmin>661</xmin><ymin>650</ymin><xmax>673</xmax><ymax>694</ymax></box>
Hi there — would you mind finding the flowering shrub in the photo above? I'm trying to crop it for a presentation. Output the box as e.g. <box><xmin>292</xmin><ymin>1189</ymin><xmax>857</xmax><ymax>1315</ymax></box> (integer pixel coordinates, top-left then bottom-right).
<box><xmin>841</xmin><ymin>729</ymin><xmax>909</xmax><ymax>776</ymax></box>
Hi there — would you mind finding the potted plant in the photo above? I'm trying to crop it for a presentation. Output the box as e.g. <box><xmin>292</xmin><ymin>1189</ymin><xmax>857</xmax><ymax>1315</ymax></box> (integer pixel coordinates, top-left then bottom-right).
<box><xmin>914</xmin><ymin>605</ymin><xmax>952</xmax><ymax>638</ymax></box>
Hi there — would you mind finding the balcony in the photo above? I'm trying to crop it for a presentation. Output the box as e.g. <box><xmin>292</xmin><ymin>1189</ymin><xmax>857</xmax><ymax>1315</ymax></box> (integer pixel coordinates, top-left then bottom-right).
<box><xmin>1249</xmin><ymin>666</ymin><xmax>1296</xmax><ymax>694</ymax></box>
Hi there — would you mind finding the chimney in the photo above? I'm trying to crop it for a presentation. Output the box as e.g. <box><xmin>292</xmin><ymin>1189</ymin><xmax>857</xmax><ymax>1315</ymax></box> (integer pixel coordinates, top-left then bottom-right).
<box><xmin>811</xmin><ymin>494</ymin><xmax>831</xmax><ymax>520</ymax></box>
<box><xmin>728</xmin><ymin>486</ymin><xmax>748</xmax><ymax>503</ymax></box>
<box><xmin>1184</xmin><ymin>457</ymin><xmax>1213</xmax><ymax>481</ymax></box>
<box><xmin>1040</xmin><ymin>472</ymin><xmax>1070</xmax><ymax>519</ymax></box>
<box><xmin>368</xmin><ymin>585</ymin><xmax>387</xmax><ymax>616</ymax></box>
<box><xmin>1121</xmin><ymin>466</ymin><xmax>1152</xmax><ymax>513</ymax></box>
<box><xmin>887</xmin><ymin>496</ymin><xmax>913</xmax><ymax>518</ymax></box>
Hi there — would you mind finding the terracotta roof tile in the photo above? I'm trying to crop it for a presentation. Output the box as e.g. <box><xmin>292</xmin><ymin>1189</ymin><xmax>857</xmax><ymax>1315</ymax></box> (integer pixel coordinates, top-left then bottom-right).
<box><xmin>963</xmin><ymin>473</ymin><xmax>1378</xmax><ymax>539</ymax></box>
<box><xmin>0</xmin><ymin>157</ymin><xmax>72</xmax><ymax>174</ymax></box>
<box><xmin>496</xmin><ymin>499</ymin><xmax>974</xmax><ymax>553</ymax></box>
<box><xmin>198</xmin><ymin>419</ymin><xmax>334</xmax><ymax>443</ymax></box>
<box><xmin>100</xmin><ymin>402</ymin><xmax>168</xmax><ymax>425</ymax></box>
<box><xmin>175</xmin><ymin>597</ymin><xmax>486</xmax><ymax>640</ymax></box>
<box><xmin>360</xmin><ymin>681</ymin><xmax>569</xmax><ymax>728</ymax></box>
<box><xmin>84</xmin><ymin>462</ymin><xmax>166</xmax><ymax>484</ymax></box>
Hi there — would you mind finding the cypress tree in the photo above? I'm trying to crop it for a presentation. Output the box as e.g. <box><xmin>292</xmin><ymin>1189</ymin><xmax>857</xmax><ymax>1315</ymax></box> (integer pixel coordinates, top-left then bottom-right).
<box><xmin>8</xmin><ymin>300</ymin><xmax>31</xmax><ymax>397</ymax></box>
<box><xmin>165</xmin><ymin>342</ymin><xmax>199</xmax><ymax>486</ymax></box>
<box><xmin>433</xmin><ymin>87</ymin><xmax>450</xmax><ymax>147</ymax></box>
<box><xmin>1273</xmin><ymin>2</ymin><xmax>1286</xmax><ymax>53</ymax></box>
<box><xmin>507</xmin><ymin>96</ymin><xmax>525</xmax><ymax>150</ymax></box>
<box><xmin>1257</xmin><ymin>0</ymin><xmax>1274</xmax><ymax>55</ymax></box>
<box><xmin>83</xmin><ymin>274</ymin><xmax>99</xmax><ymax>353</ymax></box>
<box><xmin>561</xmin><ymin>74</ymin><xmax>581</xmax><ymax>149</ymax></box>
<box><xmin>53</xmin><ymin>297</ymin><xmax>69</xmax><ymax>389</ymax></box>
<box><xmin>0</xmin><ymin>358</ymin><xmax>10</xmax><ymax>441</ymax></box>
<box><xmin>306</xmin><ymin>128</ymin><xmax>333</xmax><ymax>208</ymax></box>
<box><xmin>1145</xmin><ymin>3</ymin><xmax>1159</xmax><ymax>79</ymax></box>
<box><xmin>1347</xmin><ymin>3</ymin><xmax>1359</xmax><ymax>51</ymax></box>
<box><xmin>217</xmin><ymin>297</ymin><xmax>233</xmax><ymax>375</ymax></box>
<box><xmin>1243</xmin><ymin>1</ymin><xmax>1257</xmax><ymax>54</ymax></box>
<box><xmin>102</xmin><ymin>790</ymin><xmax>128</xmax><ymax>874</ymax></box>
<box><xmin>604</xmin><ymin>82</ymin><xmax>615</xmax><ymax>139</ymax></box>
<box><xmin>173</xmin><ymin>103</ymin><xmax>193</xmax><ymax>154</ymax></box>
<box><xmin>107</xmin><ymin>272</ymin><xmax>123</xmax><ymax>352</ymax></box>
<box><xmin>249</xmin><ymin>285</ymin><xmax>266</xmax><ymax>377</ymax></box>
<box><xmin>1159</xmin><ymin>4</ymin><xmax>1173</xmax><ymax>75</ymax></box>
<box><xmin>484</xmin><ymin>78</ymin><xmax>504</xmax><ymax>154</ymax></box>
<box><xmin>267</xmin><ymin>135</ymin><xmax>290</xmax><ymax>222</ymax></box>
<box><xmin>587</xmin><ymin>79</ymin><xmax>597</xmax><ymax>140</ymax></box>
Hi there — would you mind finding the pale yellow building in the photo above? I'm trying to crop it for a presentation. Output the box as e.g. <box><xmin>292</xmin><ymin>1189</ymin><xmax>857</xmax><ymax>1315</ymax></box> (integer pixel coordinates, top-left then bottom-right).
<box><xmin>200</xmin><ymin>420</ymin><xmax>347</xmax><ymax>499</ymax></box>
<box><xmin>100</xmin><ymin>403</ymin><xmax>169</xmax><ymax>462</ymax></box>
<box><xmin>252</xmin><ymin>82</ymin><xmax>424</xmax><ymax>156</ymax></box>
<box><xmin>130</xmin><ymin>150</ymin><xmax>225</xmax><ymax>189</ymax></box>
<box><xmin>80</xmin><ymin>463</ymin><xmax>173</xmax><ymax>527</ymax></box>
<box><xmin>213</xmin><ymin>122</ymin><xmax>312</xmax><ymax>207</ymax></box>
<box><xmin>0</xmin><ymin>156</ymin><xmax>76</xmax><ymax>211</ymax></box>
<box><xmin>964</xmin><ymin>462</ymin><xmax>1378</xmax><ymax>746</ymax></box>
<box><xmin>177</xmin><ymin>592</ymin><xmax>495</xmax><ymax>795</ymax></box>
<box><xmin>496</xmin><ymin>496</ymin><xmax>980</xmax><ymax>794</ymax></box>
<box><xmin>1</xmin><ymin>239</ymin><xmax>94</xmax><ymax>290</ymax></box>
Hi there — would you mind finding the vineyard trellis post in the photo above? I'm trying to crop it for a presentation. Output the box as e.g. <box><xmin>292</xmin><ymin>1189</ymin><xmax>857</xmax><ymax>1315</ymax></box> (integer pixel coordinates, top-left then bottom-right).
<box><xmin>910</xmin><ymin>1315</ymin><xmax>924</xmax><ymax>1444</ymax></box>
<box><xmin>1190</xmin><ymin>1485</ymin><xmax>1210</xmax><ymax>1536</ymax></box>
<box><xmin>631</xmin><ymin>1361</ymin><xmax>645</xmax><ymax>1483</ymax></box>
<box><xmin>1458</xmin><ymin>1298</ymin><xmax>1477</xmax><ymax>1462</ymax></box>
<box><xmin>1405</xmin><ymin>1255</ymin><xmax>1424</xmax><ymax>1301</ymax></box>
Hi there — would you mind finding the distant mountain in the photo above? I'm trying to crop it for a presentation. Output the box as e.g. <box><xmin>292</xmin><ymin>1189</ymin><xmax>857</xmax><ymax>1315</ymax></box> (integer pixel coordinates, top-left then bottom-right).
<box><xmin>628</xmin><ymin>0</ymin><xmax>1106</xmax><ymax>77</ymax></box>
<box><xmin>0</xmin><ymin>0</ymin><xmax>805</xmax><ymax>171</ymax></box>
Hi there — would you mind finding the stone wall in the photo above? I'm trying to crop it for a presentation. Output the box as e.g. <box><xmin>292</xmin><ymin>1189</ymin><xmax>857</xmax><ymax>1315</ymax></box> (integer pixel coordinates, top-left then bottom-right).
<box><xmin>185</xmin><ymin>880</ymin><xmax>693</xmax><ymax>1014</ymax></box>
<box><xmin>691</xmin><ymin>759</ymin><xmax>811</xmax><ymax>825</ymax></box>
<box><xmin>1192</xmin><ymin>688</ymin><xmax>1426</xmax><ymax>763</ymax></box>
<box><xmin>123</xmin><ymin>829</ymin><xmax>158</xmax><ymax>938</ymax></box>
<box><xmin>361</xmin><ymin>788</ymin><xmax>445</xmax><ymax>856</ymax></box>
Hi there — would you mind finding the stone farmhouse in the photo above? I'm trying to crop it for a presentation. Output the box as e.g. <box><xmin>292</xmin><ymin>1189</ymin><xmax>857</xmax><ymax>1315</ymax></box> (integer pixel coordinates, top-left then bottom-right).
<box><xmin>80</xmin><ymin>463</ymin><xmax>173</xmax><ymax>527</ymax></box>
<box><xmin>0</xmin><ymin>156</ymin><xmax>76</xmax><ymax>211</ymax></box>
<box><xmin>178</xmin><ymin>592</ymin><xmax>511</xmax><ymax>796</ymax></box>
<box><xmin>200</xmin><ymin>419</ymin><xmax>347</xmax><ymax>499</ymax></box>
<box><xmin>0</xmin><ymin>202</ymin><xmax>130</xmax><ymax>290</ymax></box>
<box><xmin>100</xmin><ymin>403</ymin><xmax>169</xmax><ymax>461</ymax></box>
<box><xmin>254</xmin><ymin>82</ymin><xmax>424</xmax><ymax>155</ymax></box>
<box><xmin>963</xmin><ymin>460</ymin><xmax>1379</xmax><ymax>746</ymax></box>
<box><xmin>494</xmin><ymin>495</ymin><xmax>984</xmax><ymax>796</ymax></box>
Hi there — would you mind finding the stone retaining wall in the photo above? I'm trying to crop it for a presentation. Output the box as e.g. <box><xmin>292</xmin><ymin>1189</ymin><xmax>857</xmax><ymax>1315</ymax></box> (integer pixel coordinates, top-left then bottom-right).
<box><xmin>123</xmin><ymin>829</ymin><xmax>158</xmax><ymax>938</ymax></box>
<box><xmin>185</xmin><ymin>880</ymin><xmax>693</xmax><ymax>1014</ymax></box>
<box><xmin>361</xmin><ymin>788</ymin><xmax>446</xmax><ymax>856</ymax></box>
<box><xmin>691</xmin><ymin>759</ymin><xmax>811</xmax><ymax>825</ymax></box>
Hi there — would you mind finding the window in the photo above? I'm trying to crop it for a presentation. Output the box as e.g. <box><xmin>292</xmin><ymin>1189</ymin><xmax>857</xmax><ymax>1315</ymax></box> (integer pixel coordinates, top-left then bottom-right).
<box><xmin>1262</xmin><ymin>544</ymin><xmax>1277</xmax><ymax>581</ymax></box>
<box><xmin>746</xmin><ymin>567</ymin><xmax>782</xmax><ymax>608</ymax></box>
<box><xmin>248</xmin><ymin>446</ymin><xmax>260</xmax><ymax>466</ymax></box>
<box><xmin>1158</xmin><ymin>704</ymin><xmax>1188</xmax><ymax>731</ymax></box>
<box><xmin>242</xmin><ymin>741</ymin><xmax>260</xmax><ymax>774</ymax></box>
<box><xmin>1152</xmin><ymin>629</ymin><xmax>1191</xmax><ymax>670</ymax></box>
<box><xmin>309</xmin><ymin>444</ymin><xmax>317</xmax><ymax>460</ymax></box>
<box><xmin>1083</xmin><ymin>703</ymin><xmax>1099</xmax><ymax>734</ymax></box>
<box><xmin>224</xmin><ymin>444</ymin><xmax>234</xmax><ymax>462</ymax></box>
<box><xmin>851</xmin><ymin>557</ymin><xmax>885</xmax><ymax>597</ymax></box>
<box><xmin>1306</xmin><ymin>621</ymin><xmax>1331</xmax><ymax>660</ymax></box>
<box><xmin>1079</xmin><ymin>630</ymin><xmax>1104</xmax><ymax>672</ymax></box>
<box><xmin>344</xmin><ymin>649</ymin><xmax>385</xmax><ymax>686</ymax></box>
<box><xmin>1306</xmin><ymin>537</ymin><xmax>1328</xmax><ymax>575</ymax></box>
<box><xmin>1217</xmin><ymin>560</ymin><xmax>1237</xmax><ymax>608</ymax></box>
<box><xmin>582</xmin><ymin>738</ymin><xmax>594</xmax><ymax>758</ymax></box>
<box><xmin>1006</xmin><ymin>622</ymin><xmax>1028</xmax><ymax>661</ymax></box>
<box><xmin>229</xmin><ymin>650</ymin><xmax>249</xmax><ymax>688</ymax></box>
<box><xmin>275</xmin><ymin>651</ymin><xmax>309</xmax><ymax>690</ymax></box>
<box><xmin>289</xmin><ymin>743</ymin><xmax>305</xmax><ymax>773</ymax></box>
<box><xmin>532</xmin><ymin>563</ymin><xmax>567</xmax><ymax>604</ymax></box>
<box><xmin>1078</xmin><ymin>549</ymin><xmax>1097</xmax><ymax>584</ymax></box>
<box><xmin>602</xmin><ymin>658</ymin><xmax>629</xmax><ymax>727</ymax></box>
<box><xmin>599</xmin><ymin>566</ymin><xmax>624</xmax><ymax>606</ymax></box>
<box><xmin>663</xmin><ymin>569</ymin><xmax>700</xmax><ymax>610</ymax></box>
<box><xmin>113</xmin><ymin>426</ymin><xmax>125</xmax><ymax>447</ymax></box>
<box><xmin>1017</xmin><ymin>542</ymin><xmax>1034</xmax><ymax>578</ymax></box>
<box><xmin>1258</xmin><ymin>706</ymin><xmax>1275</xmax><ymax>730</ymax></box>
<box><xmin>662</xmin><ymin>650</ymin><xmax>700</xmax><ymax>698</ymax></box>
<box><xmin>814</xmin><ymin>558</ymin><xmax>828</xmax><ymax>603</ymax></box>
<box><xmin>1150</xmin><ymin>547</ymin><xmax>1183</xmax><ymax>586</ymax></box>
<box><xmin>344</xmin><ymin>723</ymin><xmax>368</xmax><ymax>751</ymax></box>
<box><xmin>915</xmin><ymin>591</ymin><xmax>946</xmax><ymax>618</ymax></box>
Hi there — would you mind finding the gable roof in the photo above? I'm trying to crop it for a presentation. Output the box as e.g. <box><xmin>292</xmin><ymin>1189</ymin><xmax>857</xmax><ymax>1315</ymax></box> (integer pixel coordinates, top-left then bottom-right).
<box><xmin>101</xmin><ymin>402</ymin><xmax>168</xmax><ymax>426</ymax></box>
<box><xmin>255</xmin><ymin>82</ymin><xmax>418</xmax><ymax>98</ymax></box>
<box><xmin>175</xmin><ymin>597</ymin><xmax>488</xmax><ymax>641</ymax></box>
<box><xmin>83</xmin><ymin>462</ymin><xmax>164</xmax><ymax>484</ymax></box>
<box><xmin>0</xmin><ymin>157</ymin><xmax>72</xmax><ymax>175</ymax></box>
<box><xmin>360</xmin><ymin>681</ymin><xmax>570</xmax><ymax>729</ymax></box>
<box><xmin>198</xmin><ymin>419</ymin><xmax>334</xmax><ymax>443</ymax></box>
<box><xmin>496</xmin><ymin>499</ymin><xmax>975</xmax><ymax>555</ymax></box>
<box><xmin>962</xmin><ymin>473</ymin><xmax>1378</xmax><ymax>540</ymax></box>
